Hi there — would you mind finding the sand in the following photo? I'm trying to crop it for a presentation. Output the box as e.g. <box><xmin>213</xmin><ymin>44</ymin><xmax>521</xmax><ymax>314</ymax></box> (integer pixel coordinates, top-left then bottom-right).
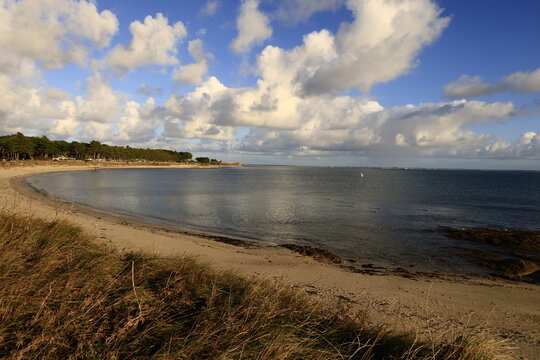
<box><xmin>1</xmin><ymin>164</ymin><xmax>539</xmax><ymax>359</ymax></box>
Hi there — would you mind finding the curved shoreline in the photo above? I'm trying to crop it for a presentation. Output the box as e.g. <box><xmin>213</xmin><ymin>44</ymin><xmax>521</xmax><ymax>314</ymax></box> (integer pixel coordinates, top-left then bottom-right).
<box><xmin>1</xmin><ymin>164</ymin><xmax>539</xmax><ymax>359</ymax></box>
<box><xmin>17</xmin><ymin>170</ymin><xmax>267</xmax><ymax>249</ymax></box>
<box><xmin>17</xmin><ymin>168</ymin><xmax>506</xmax><ymax>280</ymax></box>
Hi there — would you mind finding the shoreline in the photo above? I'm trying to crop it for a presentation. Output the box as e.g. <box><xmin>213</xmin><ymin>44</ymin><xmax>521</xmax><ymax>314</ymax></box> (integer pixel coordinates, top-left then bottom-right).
<box><xmin>1</xmin><ymin>164</ymin><xmax>539</xmax><ymax>359</ymax></box>
<box><xmin>18</xmin><ymin>167</ymin><xmax>518</xmax><ymax>282</ymax></box>
<box><xmin>15</xmin><ymin>174</ymin><xmax>495</xmax><ymax>282</ymax></box>
<box><xmin>22</xmin><ymin>165</ymin><xmax>540</xmax><ymax>282</ymax></box>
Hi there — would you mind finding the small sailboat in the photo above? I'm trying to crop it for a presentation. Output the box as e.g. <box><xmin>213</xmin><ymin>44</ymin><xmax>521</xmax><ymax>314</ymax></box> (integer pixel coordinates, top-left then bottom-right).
<box><xmin>360</xmin><ymin>171</ymin><xmax>364</xmax><ymax>178</ymax></box>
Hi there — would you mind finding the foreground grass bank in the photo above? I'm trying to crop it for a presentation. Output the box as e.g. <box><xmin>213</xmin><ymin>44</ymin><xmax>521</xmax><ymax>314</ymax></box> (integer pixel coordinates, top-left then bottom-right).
<box><xmin>0</xmin><ymin>211</ymin><xmax>500</xmax><ymax>359</ymax></box>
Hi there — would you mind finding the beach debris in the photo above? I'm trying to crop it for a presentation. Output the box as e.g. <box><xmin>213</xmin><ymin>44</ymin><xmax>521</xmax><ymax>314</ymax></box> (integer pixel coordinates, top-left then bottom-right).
<box><xmin>280</xmin><ymin>244</ymin><xmax>344</xmax><ymax>264</ymax></box>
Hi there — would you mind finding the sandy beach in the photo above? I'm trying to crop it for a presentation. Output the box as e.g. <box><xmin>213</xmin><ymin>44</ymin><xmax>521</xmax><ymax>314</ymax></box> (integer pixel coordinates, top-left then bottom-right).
<box><xmin>1</xmin><ymin>164</ymin><xmax>539</xmax><ymax>359</ymax></box>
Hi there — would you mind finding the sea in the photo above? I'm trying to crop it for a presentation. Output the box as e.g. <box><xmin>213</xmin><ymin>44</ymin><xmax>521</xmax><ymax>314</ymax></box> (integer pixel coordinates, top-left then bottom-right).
<box><xmin>27</xmin><ymin>166</ymin><xmax>540</xmax><ymax>273</ymax></box>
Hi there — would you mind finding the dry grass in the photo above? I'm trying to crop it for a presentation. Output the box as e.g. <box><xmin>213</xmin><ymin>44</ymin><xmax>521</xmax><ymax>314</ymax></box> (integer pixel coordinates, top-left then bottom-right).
<box><xmin>0</xmin><ymin>211</ymin><xmax>502</xmax><ymax>360</ymax></box>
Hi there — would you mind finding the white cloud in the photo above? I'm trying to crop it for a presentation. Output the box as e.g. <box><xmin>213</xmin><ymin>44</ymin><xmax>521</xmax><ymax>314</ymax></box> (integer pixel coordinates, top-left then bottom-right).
<box><xmin>115</xmin><ymin>98</ymin><xmax>159</xmax><ymax>142</ymax></box>
<box><xmin>0</xmin><ymin>0</ymin><xmax>537</xmax><ymax>165</ymax></box>
<box><xmin>0</xmin><ymin>74</ymin><xmax>147</xmax><ymax>143</ymax></box>
<box><xmin>444</xmin><ymin>68</ymin><xmax>540</xmax><ymax>99</ymax></box>
<box><xmin>236</xmin><ymin>100</ymin><xmax>515</xmax><ymax>155</ymax></box>
<box><xmin>200</xmin><ymin>0</ymin><xmax>220</xmax><ymax>17</ymax></box>
<box><xmin>164</xmin><ymin>77</ymin><xmax>236</xmax><ymax>140</ymax></box>
<box><xmin>0</xmin><ymin>0</ymin><xmax>118</xmax><ymax>73</ymax></box>
<box><xmin>443</xmin><ymin>75</ymin><xmax>502</xmax><ymax>99</ymax></box>
<box><xmin>97</xmin><ymin>13</ymin><xmax>186</xmax><ymax>74</ymax></box>
<box><xmin>377</xmin><ymin>100</ymin><xmax>514</xmax><ymax>149</ymax></box>
<box><xmin>230</xmin><ymin>0</ymin><xmax>272</xmax><ymax>53</ymax></box>
<box><xmin>503</xmin><ymin>68</ymin><xmax>540</xmax><ymax>93</ymax></box>
<box><xmin>49</xmin><ymin>75</ymin><xmax>124</xmax><ymax>140</ymax></box>
<box><xmin>172</xmin><ymin>40</ymin><xmax>212</xmax><ymax>85</ymax></box>
<box><xmin>160</xmin><ymin>56</ymin><xmax>523</xmax><ymax>160</ymax></box>
<box><xmin>0</xmin><ymin>74</ymin><xmax>64</xmax><ymax>133</ymax></box>
<box><xmin>454</xmin><ymin>132</ymin><xmax>540</xmax><ymax>160</ymax></box>
<box><xmin>302</xmin><ymin>0</ymin><xmax>450</xmax><ymax>94</ymax></box>
<box><xmin>274</xmin><ymin>0</ymin><xmax>344</xmax><ymax>24</ymax></box>
<box><xmin>228</xmin><ymin>0</ymin><xmax>449</xmax><ymax>96</ymax></box>
<box><xmin>75</xmin><ymin>75</ymin><xmax>123</xmax><ymax>123</ymax></box>
<box><xmin>1</xmin><ymin>64</ymin><xmax>534</xmax><ymax>161</ymax></box>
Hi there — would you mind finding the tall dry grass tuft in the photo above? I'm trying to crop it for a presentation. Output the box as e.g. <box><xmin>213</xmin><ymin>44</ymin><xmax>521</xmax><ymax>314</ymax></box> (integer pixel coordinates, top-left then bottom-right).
<box><xmin>0</xmin><ymin>211</ymin><xmax>502</xmax><ymax>359</ymax></box>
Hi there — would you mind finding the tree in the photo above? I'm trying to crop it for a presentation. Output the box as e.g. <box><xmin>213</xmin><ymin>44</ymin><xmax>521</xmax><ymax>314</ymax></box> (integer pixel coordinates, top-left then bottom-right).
<box><xmin>69</xmin><ymin>141</ymin><xmax>87</xmax><ymax>159</ymax></box>
<box><xmin>178</xmin><ymin>152</ymin><xmax>192</xmax><ymax>161</ymax></box>
<box><xmin>35</xmin><ymin>136</ymin><xmax>60</xmax><ymax>159</ymax></box>
<box><xmin>196</xmin><ymin>157</ymin><xmax>210</xmax><ymax>164</ymax></box>
<box><xmin>0</xmin><ymin>133</ymin><xmax>220</xmax><ymax>164</ymax></box>
<box><xmin>88</xmin><ymin>140</ymin><xmax>102</xmax><ymax>160</ymax></box>
<box><xmin>11</xmin><ymin>133</ymin><xmax>34</xmax><ymax>160</ymax></box>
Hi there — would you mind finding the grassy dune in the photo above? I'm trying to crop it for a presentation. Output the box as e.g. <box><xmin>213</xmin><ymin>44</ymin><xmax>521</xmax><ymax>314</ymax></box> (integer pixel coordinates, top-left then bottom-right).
<box><xmin>0</xmin><ymin>211</ymin><xmax>500</xmax><ymax>359</ymax></box>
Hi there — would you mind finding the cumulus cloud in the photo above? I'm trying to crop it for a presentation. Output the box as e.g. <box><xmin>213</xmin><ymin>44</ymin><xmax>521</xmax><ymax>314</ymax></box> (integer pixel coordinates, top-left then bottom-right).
<box><xmin>230</xmin><ymin>0</ymin><xmax>272</xmax><ymax>53</ymax></box>
<box><xmin>443</xmin><ymin>75</ymin><xmax>503</xmax><ymax>99</ymax></box>
<box><xmin>274</xmin><ymin>0</ymin><xmax>344</xmax><ymax>24</ymax></box>
<box><xmin>237</xmin><ymin>100</ymin><xmax>515</xmax><ymax>155</ymax></box>
<box><xmin>172</xmin><ymin>40</ymin><xmax>213</xmax><ymax>84</ymax></box>
<box><xmin>115</xmin><ymin>98</ymin><xmax>160</xmax><ymax>142</ymax></box>
<box><xmin>75</xmin><ymin>75</ymin><xmax>123</xmax><ymax>123</ymax></box>
<box><xmin>0</xmin><ymin>72</ymin><xmax>155</xmax><ymax>144</ymax></box>
<box><xmin>164</xmin><ymin>77</ymin><xmax>236</xmax><ymax>140</ymax></box>
<box><xmin>450</xmin><ymin>132</ymin><xmax>540</xmax><ymax>160</ymax></box>
<box><xmin>0</xmin><ymin>0</ymin><xmax>118</xmax><ymax>73</ymax></box>
<box><xmin>200</xmin><ymin>0</ymin><xmax>220</xmax><ymax>17</ymax></box>
<box><xmin>444</xmin><ymin>68</ymin><xmax>540</xmax><ymax>99</ymax></box>
<box><xmin>1</xmin><ymin>64</ymin><xmax>535</xmax><ymax>161</ymax></box>
<box><xmin>302</xmin><ymin>0</ymin><xmax>449</xmax><ymax>94</ymax></box>
<box><xmin>50</xmin><ymin>95</ymin><xmax>159</xmax><ymax>144</ymax></box>
<box><xmin>228</xmin><ymin>0</ymin><xmax>449</xmax><ymax>96</ymax></box>
<box><xmin>97</xmin><ymin>13</ymin><xmax>186</xmax><ymax>74</ymax></box>
<box><xmin>0</xmin><ymin>75</ymin><xmax>64</xmax><ymax>133</ymax></box>
<box><xmin>378</xmin><ymin>100</ymin><xmax>514</xmax><ymax>149</ymax></box>
<box><xmin>49</xmin><ymin>75</ymin><xmax>124</xmax><ymax>140</ymax></box>
<box><xmin>486</xmin><ymin>131</ymin><xmax>540</xmax><ymax>160</ymax></box>
<box><xmin>159</xmin><ymin>55</ymin><xmax>523</xmax><ymax>160</ymax></box>
<box><xmin>504</xmin><ymin>69</ymin><xmax>540</xmax><ymax>93</ymax></box>
<box><xmin>1</xmin><ymin>0</ymin><xmax>537</xmax><ymax>165</ymax></box>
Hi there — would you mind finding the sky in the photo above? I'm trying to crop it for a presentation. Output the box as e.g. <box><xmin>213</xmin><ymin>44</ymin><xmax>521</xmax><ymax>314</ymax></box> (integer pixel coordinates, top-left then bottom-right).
<box><xmin>1</xmin><ymin>0</ymin><xmax>539</xmax><ymax>169</ymax></box>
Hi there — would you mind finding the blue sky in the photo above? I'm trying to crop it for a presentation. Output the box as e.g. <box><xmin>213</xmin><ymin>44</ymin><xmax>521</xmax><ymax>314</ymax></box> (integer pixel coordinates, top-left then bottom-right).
<box><xmin>1</xmin><ymin>0</ymin><xmax>539</xmax><ymax>169</ymax></box>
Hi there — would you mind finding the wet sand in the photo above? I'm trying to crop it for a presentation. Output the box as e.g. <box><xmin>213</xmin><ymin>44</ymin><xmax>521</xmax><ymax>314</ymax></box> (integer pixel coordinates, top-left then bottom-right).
<box><xmin>1</xmin><ymin>164</ymin><xmax>539</xmax><ymax>359</ymax></box>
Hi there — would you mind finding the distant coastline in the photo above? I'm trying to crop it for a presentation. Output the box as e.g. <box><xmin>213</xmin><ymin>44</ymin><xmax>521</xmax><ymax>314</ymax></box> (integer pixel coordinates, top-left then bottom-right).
<box><xmin>1</xmin><ymin>158</ymin><xmax>244</xmax><ymax>169</ymax></box>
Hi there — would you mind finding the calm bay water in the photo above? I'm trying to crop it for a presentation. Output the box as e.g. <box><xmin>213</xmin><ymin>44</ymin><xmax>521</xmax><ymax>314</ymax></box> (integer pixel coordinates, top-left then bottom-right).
<box><xmin>27</xmin><ymin>166</ymin><xmax>540</xmax><ymax>271</ymax></box>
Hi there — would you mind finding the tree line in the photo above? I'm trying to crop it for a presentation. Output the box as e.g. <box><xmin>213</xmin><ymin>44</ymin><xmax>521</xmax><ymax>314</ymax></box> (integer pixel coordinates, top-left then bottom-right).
<box><xmin>0</xmin><ymin>133</ymin><xmax>194</xmax><ymax>163</ymax></box>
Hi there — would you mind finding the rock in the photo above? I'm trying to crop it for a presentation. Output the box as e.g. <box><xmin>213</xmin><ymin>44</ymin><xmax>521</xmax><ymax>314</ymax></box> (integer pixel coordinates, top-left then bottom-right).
<box><xmin>482</xmin><ymin>258</ymin><xmax>540</xmax><ymax>277</ymax></box>
<box><xmin>446</xmin><ymin>229</ymin><xmax>540</xmax><ymax>252</ymax></box>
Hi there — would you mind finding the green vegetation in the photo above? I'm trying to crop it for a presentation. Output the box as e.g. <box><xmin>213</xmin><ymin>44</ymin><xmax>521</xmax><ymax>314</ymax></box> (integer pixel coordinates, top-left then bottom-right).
<box><xmin>196</xmin><ymin>157</ymin><xmax>222</xmax><ymax>165</ymax></box>
<box><xmin>0</xmin><ymin>211</ymin><xmax>499</xmax><ymax>359</ymax></box>
<box><xmin>0</xmin><ymin>132</ymin><xmax>193</xmax><ymax>163</ymax></box>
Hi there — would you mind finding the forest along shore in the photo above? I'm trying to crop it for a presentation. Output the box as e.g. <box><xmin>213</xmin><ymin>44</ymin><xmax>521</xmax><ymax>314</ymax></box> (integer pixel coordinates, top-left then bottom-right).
<box><xmin>1</xmin><ymin>164</ymin><xmax>539</xmax><ymax>359</ymax></box>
